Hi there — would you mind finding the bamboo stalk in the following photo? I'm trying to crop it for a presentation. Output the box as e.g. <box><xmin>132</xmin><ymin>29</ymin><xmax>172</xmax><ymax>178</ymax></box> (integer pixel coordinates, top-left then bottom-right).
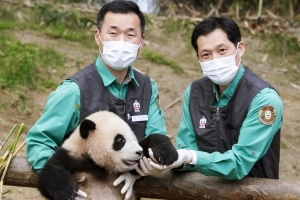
<box><xmin>0</xmin><ymin>152</ymin><xmax>12</xmax><ymax>199</ymax></box>
<box><xmin>289</xmin><ymin>0</ymin><xmax>294</xmax><ymax>18</ymax></box>
<box><xmin>11</xmin><ymin>123</ymin><xmax>24</xmax><ymax>153</ymax></box>
<box><xmin>0</xmin><ymin>151</ymin><xmax>9</xmax><ymax>162</ymax></box>
<box><xmin>258</xmin><ymin>0</ymin><xmax>263</xmax><ymax>25</ymax></box>
<box><xmin>12</xmin><ymin>141</ymin><xmax>25</xmax><ymax>157</ymax></box>
<box><xmin>0</xmin><ymin>141</ymin><xmax>26</xmax><ymax>176</ymax></box>
<box><xmin>0</xmin><ymin>124</ymin><xmax>26</xmax><ymax>198</ymax></box>
<box><xmin>236</xmin><ymin>1</ymin><xmax>239</xmax><ymax>20</ymax></box>
<box><xmin>0</xmin><ymin>125</ymin><xmax>16</xmax><ymax>151</ymax></box>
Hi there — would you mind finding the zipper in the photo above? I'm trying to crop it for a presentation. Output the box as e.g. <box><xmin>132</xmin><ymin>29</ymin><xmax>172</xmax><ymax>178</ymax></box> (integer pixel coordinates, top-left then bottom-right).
<box><xmin>216</xmin><ymin>106</ymin><xmax>221</xmax><ymax>152</ymax></box>
<box><xmin>123</xmin><ymin>99</ymin><xmax>127</xmax><ymax>120</ymax></box>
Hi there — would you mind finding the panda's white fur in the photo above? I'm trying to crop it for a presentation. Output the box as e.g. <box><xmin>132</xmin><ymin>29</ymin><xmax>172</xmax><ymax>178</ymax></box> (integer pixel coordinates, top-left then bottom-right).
<box><xmin>63</xmin><ymin>111</ymin><xmax>143</xmax><ymax>174</ymax></box>
<box><xmin>37</xmin><ymin>111</ymin><xmax>143</xmax><ymax>200</ymax></box>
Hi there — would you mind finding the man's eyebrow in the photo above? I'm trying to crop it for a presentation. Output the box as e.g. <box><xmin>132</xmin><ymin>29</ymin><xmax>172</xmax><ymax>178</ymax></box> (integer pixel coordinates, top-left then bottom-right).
<box><xmin>107</xmin><ymin>26</ymin><xmax>137</xmax><ymax>33</ymax></box>
<box><xmin>128</xmin><ymin>27</ymin><xmax>137</xmax><ymax>33</ymax></box>
<box><xmin>199</xmin><ymin>43</ymin><xmax>227</xmax><ymax>53</ymax></box>
<box><xmin>108</xmin><ymin>25</ymin><xmax>118</xmax><ymax>30</ymax></box>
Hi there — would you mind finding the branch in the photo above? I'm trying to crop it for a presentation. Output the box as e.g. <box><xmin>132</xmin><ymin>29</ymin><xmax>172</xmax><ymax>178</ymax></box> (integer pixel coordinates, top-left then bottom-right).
<box><xmin>2</xmin><ymin>157</ymin><xmax>300</xmax><ymax>200</ymax></box>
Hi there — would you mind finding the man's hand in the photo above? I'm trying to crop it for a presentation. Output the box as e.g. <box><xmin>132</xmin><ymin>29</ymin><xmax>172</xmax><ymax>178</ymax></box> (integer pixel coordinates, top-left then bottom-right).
<box><xmin>136</xmin><ymin>156</ymin><xmax>164</xmax><ymax>176</ymax></box>
<box><xmin>75</xmin><ymin>189</ymin><xmax>87</xmax><ymax>200</ymax></box>
<box><xmin>113</xmin><ymin>172</ymin><xmax>140</xmax><ymax>200</ymax></box>
<box><xmin>149</xmin><ymin>149</ymin><xmax>193</xmax><ymax>170</ymax></box>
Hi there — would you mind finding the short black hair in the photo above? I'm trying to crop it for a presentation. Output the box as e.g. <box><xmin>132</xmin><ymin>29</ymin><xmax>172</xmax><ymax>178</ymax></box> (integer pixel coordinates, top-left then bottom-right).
<box><xmin>191</xmin><ymin>17</ymin><xmax>241</xmax><ymax>54</ymax></box>
<box><xmin>96</xmin><ymin>0</ymin><xmax>145</xmax><ymax>35</ymax></box>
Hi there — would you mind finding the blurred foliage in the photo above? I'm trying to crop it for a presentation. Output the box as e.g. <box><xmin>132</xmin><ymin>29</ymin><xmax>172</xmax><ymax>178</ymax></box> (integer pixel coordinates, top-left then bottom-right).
<box><xmin>170</xmin><ymin>0</ymin><xmax>300</xmax><ymax>18</ymax></box>
<box><xmin>0</xmin><ymin>0</ymin><xmax>299</xmax><ymax>86</ymax></box>
<box><xmin>263</xmin><ymin>33</ymin><xmax>300</xmax><ymax>84</ymax></box>
<box><xmin>141</xmin><ymin>50</ymin><xmax>184</xmax><ymax>75</ymax></box>
<box><xmin>35</xmin><ymin>4</ymin><xmax>94</xmax><ymax>28</ymax></box>
<box><xmin>0</xmin><ymin>32</ymin><xmax>66</xmax><ymax>90</ymax></box>
<box><xmin>163</xmin><ymin>18</ymin><xmax>196</xmax><ymax>52</ymax></box>
<box><xmin>144</xmin><ymin>14</ymin><xmax>154</xmax><ymax>27</ymax></box>
<box><xmin>265</xmin><ymin>34</ymin><xmax>300</xmax><ymax>57</ymax></box>
<box><xmin>280</xmin><ymin>140</ymin><xmax>287</xmax><ymax>149</ymax></box>
<box><xmin>0</xmin><ymin>2</ymin><xmax>95</xmax><ymax>46</ymax></box>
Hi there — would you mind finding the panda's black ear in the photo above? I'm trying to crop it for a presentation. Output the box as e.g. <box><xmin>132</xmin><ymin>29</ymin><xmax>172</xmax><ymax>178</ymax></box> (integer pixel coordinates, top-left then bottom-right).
<box><xmin>79</xmin><ymin>119</ymin><xmax>96</xmax><ymax>139</ymax></box>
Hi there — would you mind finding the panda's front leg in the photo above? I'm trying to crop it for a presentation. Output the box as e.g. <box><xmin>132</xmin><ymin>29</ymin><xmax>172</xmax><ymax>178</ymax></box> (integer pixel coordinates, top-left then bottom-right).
<box><xmin>37</xmin><ymin>162</ymin><xmax>79</xmax><ymax>200</ymax></box>
<box><xmin>139</xmin><ymin>134</ymin><xmax>178</xmax><ymax>166</ymax></box>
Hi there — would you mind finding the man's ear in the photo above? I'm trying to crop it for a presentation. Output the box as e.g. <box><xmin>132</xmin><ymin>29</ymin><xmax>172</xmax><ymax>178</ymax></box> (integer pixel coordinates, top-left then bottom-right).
<box><xmin>238</xmin><ymin>41</ymin><xmax>245</xmax><ymax>57</ymax></box>
<box><xmin>139</xmin><ymin>34</ymin><xmax>145</xmax><ymax>50</ymax></box>
<box><xmin>94</xmin><ymin>29</ymin><xmax>101</xmax><ymax>46</ymax></box>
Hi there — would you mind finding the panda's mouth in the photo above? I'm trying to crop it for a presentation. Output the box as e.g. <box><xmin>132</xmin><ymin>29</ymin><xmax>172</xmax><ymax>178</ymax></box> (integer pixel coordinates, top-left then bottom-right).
<box><xmin>124</xmin><ymin>159</ymin><xmax>139</xmax><ymax>166</ymax></box>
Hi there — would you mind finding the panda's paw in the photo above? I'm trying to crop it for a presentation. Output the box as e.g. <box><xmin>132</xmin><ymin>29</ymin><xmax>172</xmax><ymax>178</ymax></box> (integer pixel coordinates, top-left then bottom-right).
<box><xmin>151</xmin><ymin>145</ymin><xmax>178</xmax><ymax>166</ymax></box>
<box><xmin>147</xmin><ymin>134</ymin><xmax>178</xmax><ymax>166</ymax></box>
<box><xmin>50</xmin><ymin>181</ymin><xmax>79</xmax><ymax>200</ymax></box>
<box><xmin>52</xmin><ymin>188</ymin><xmax>78</xmax><ymax>200</ymax></box>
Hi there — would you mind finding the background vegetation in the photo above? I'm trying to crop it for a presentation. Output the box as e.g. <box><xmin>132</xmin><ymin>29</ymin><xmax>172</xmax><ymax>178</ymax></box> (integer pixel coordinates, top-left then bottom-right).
<box><xmin>0</xmin><ymin>0</ymin><xmax>299</xmax><ymax>92</ymax></box>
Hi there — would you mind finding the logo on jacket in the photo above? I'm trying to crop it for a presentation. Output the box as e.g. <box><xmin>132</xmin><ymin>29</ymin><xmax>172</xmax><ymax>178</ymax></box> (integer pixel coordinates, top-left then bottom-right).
<box><xmin>199</xmin><ymin>116</ymin><xmax>207</xmax><ymax>128</ymax></box>
<box><xmin>155</xmin><ymin>94</ymin><xmax>160</xmax><ymax>110</ymax></box>
<box><xmin>133</xmin><ymin>99</ymin><xmax>140</xmax><ymax>112</ymax></box>
<box><xmin>258</xmin><ymin>105</ymin><xmax>276</xmax><ymax>125</ymax></box>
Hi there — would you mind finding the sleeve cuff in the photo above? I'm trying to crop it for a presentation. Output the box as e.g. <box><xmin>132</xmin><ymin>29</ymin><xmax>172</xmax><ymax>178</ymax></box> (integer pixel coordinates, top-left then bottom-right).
<box><xmin>189</xmin><ymin>150</ymin><xmax>197</xmax><ymax>165</ymax></box>
<box><xmin>184</xmin><ymin>150</ymin><xmax>197</xmax><ymax>167</ymax></box>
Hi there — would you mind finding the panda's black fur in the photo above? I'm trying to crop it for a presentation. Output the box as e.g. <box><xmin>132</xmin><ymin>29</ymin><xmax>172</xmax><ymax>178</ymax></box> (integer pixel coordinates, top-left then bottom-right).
<box><xmin>37</xmin><ymin>111</ymin><xmax>178</xmax><ymax>200</ymax></box>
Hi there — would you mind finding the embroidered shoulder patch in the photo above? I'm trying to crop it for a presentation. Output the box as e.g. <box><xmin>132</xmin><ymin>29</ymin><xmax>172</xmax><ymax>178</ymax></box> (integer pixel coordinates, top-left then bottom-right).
<box><xmin>258</xmin><ymin>105</ymin><xmax>276</xmax><ymax>125</ymax></box>
<box><xmin>155</xmin><ymin>94</ymin><xmax>160</xmax><ymax>110</ymax></box>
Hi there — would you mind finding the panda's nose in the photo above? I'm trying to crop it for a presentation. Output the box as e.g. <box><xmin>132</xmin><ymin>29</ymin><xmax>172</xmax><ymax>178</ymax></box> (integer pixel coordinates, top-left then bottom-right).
<box><xmin>136</xmin><ymin>150</ymin><xmax>143</xmax><ymax>157</ymax></box>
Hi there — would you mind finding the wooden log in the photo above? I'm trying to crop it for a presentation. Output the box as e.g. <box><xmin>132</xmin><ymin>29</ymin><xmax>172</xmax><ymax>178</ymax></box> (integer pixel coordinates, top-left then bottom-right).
<box><xmin>3</xmin><ymin>157</ymin><xmax>300</xmax><ymax>200</ymax></box>
<box><xmin>3</xmin><ymin>156</ymin><xmax>38</xmax><ymax>187</ymax></box>
<box><xmin>135</xmin><ymin>171</ymin><xmax>300</xmax><ymax>200</ymax></box>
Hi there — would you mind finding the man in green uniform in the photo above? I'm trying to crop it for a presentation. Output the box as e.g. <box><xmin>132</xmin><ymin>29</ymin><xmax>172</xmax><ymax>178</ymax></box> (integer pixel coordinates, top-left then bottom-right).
<box><xmin>149</xmin><ymin>17</ymin><xmax>283</xmax><ymax>180</ymax></box>
<box><xmin>26</xmin><ymin>1</ymin><xmax>166</xmax><ymax>199</ymax></box>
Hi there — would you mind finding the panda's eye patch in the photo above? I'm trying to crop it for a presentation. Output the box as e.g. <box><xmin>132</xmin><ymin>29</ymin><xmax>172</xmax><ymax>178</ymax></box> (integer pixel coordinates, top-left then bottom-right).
<box><xmin>113</xmin><ymin>134</ymin><xmax>126</xmax><ymax>151</ymax></box>
<box><xmin>117</xmin><ymin>137</ymin><xmax>125</xmax><ymax>143</ymax></box>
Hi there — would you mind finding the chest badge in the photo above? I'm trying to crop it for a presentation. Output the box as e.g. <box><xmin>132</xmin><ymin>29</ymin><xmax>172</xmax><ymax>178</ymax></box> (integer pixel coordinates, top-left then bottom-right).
<box><xmin>199</xmin><ymin>116</ymin><xmax>207</xmax><ymax>128</ymax></box>
<box><xmin>133</xmin><ymin>99</ymin><xmax>140</xmax><ymax>112</ymax></box>
<box><xmin>258</xmin><ymin>105</ymin><xmax>276</xmax><ymax>125</ymax></box>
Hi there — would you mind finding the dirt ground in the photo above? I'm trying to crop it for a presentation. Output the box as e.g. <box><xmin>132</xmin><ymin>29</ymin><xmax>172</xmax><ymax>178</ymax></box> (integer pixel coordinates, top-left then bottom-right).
<box><xmin>0</xmin><ymin>23</ymin><xmax>300</xmax><ymax>199</ymax></box>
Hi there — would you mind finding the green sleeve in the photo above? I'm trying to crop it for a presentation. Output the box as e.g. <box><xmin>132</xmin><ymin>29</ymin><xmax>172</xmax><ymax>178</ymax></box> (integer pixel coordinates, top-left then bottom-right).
<box><xmin>177</xmin><ymin>88</ymin><xmax>283</xmax><ymax>179</ymax></box>
<box><xmin>145</xmin><ymin>78</ymin><xmax>167</xmax><ymax>136</ymax></box>
<box><xmin>25</xmin><ymin>80</ymin><xmax>81</xmax><ymax>172</ymax></box>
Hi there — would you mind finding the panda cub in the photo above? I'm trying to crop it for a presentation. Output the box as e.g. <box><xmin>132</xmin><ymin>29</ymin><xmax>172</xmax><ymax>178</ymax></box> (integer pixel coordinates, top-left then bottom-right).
<box><xmin>37</xmin><ymin>111</ymin><xmax>178</xmax><ymax>200</ymax></box>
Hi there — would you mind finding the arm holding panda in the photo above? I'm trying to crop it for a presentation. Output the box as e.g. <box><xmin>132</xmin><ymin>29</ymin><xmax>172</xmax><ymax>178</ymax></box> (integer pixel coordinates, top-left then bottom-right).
<box><xmin>135</xmin><ymin>133</ymin><xmax>179</xmax><ymax>176</ymax></box>
<box><xmin>114</xmin><ymin>134</ymin><xmax>178</xmax><ymax>200</ymax></box>
<box><xmin>113</xmin><ymin>172</ymin><xmax>141</xmax><ymax>200</ymax></box>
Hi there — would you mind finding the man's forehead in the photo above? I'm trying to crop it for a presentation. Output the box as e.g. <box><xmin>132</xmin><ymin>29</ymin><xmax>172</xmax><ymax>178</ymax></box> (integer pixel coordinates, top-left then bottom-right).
<box><xmin>197</xmin><ymin>31</ymin><xmax>233</xmax><ymax>51</ymax></box>
<box><xmin>103</xmin><ymin>12</ymin><xmax>140</xmax><ymax>26</ymax></box>
<box><xmin>197</xmin><ymin>29</ymin><xmax>228</xmax><ymax>43</ymax></box>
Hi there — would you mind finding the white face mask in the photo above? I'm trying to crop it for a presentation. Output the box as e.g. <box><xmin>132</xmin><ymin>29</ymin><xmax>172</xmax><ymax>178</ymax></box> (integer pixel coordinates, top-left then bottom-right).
<box><xmin>199</xmin><ymin>43</ymin><xmax>241</xmax><ymax>85</ymax></box>
<box><xmin>97</xmin><ymin>30</ymin><xmax>140</xmax><ymax>71</ymax></box>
